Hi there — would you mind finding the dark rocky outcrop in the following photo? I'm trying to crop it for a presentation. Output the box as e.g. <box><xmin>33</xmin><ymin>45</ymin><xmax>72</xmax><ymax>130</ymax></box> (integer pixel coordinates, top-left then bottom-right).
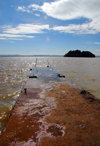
<box><xmin>64</xmin><ymin>50</ymin><xmax>95</xmax><ymax>57</ymax></box>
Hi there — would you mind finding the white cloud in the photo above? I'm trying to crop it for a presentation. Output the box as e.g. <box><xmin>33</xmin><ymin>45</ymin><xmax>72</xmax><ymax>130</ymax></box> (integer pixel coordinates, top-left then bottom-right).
<box><xmin>0</xmin><ymin>24</ymin><xmax>50</xmax><ymax>40</ymax></box>
<box><xmin>28</xmin><ymin>4</ymin><xmax>41</xmax><ymax>11</ymax></box>
<box><xmin>17</xmin><ymin>4</ymin><xmax>41</xmax><ymax>13</ymax></box>
<box><xmin>0</xmin><ymin>33</ymin><xmax>34</xmax><ymax>40</ymax></box>
<box><xmin>41</xmin><ymin>0</ymin><xmax>100</xmax><ymax>21</ymax></box>
<box><xmin>17</xmin><ymin>6</ymin><xmax>31</xmax><ymax>13</ymax></box>
<box><xmin>34</xmin><ymin>13</ymin><xmax>40</xmax><ymax>17</ymax></box>
<box><xmin>0</xmin><ymin>34</ymin><xmax>34</xmax><ymax>38</ymax></box>
<box><xmin>94</xmin><ymin>42</ymin><xmax>100</xmax><ymax>44</ymax></box>
<box><xmin>17</xmin><ymin>6</ymin><xmax>26</xmax><ymax>12</ymax></box>
<box><xmin>3</xmin><ymin>24</ymin><xmax>50</xmax><ymax>34</ymax></box>
<box><xmin>44</xmin><ymin>0</ymin><xmax>100</xmax><ymax>34</ymax></box>
<box><xmin>17</xmin><ymin>0</ymin><xmax>100</xmax><ymax>34</ymax></box>
<box><xmin>52</xmin><ymin>22</ymin><xmax>98</xmax><ymax>34</ymax></box>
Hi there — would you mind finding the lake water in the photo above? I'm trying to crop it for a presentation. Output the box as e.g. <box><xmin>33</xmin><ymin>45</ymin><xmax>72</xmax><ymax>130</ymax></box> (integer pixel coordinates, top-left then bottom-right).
<box><xmin>0</xmin><ymin>57</ymin><xmax>100</xmax><ymax>133</ymax></box>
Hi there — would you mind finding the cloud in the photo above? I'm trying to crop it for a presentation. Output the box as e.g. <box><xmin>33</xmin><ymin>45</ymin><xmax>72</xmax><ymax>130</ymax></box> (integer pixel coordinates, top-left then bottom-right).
<box><xmin>94</xmin><ymin>42</ymin><xmax>100</xmax><ymax>44</ymax></box>
<box><xmin>0</xmin><ymin>34</ymin><xmax>34</xmax><ymax>38</ymax></box>
<box><xmin>17</xmin><ymin>6</ymin><xmax>26</xmax><ymax>12</ymax></box>
<box><xmin>0</xmin><ymin>33</ymin><xmax>34</xmax><ymax>40</ymax></box>
<box><xmin>41</xmin><ymin>0</ymin><xmax>100</xmax><ymax>21</ymax></box>
<box><xmin>17</xmin><ymin>6</ymin><xmax>31</xmax><ymax>13</ymax></box>
<box><xmin>3</xmin><ymin>24</ymin><xmax>50</xmax><ymax>34</ymax></box>
<box><xmin>52</xmin><ymin>22</ymin><xmax>98</xmax><ymax>34</ymax></box>
<box><xmin>34</xmin><ymin>13</ymin><xmax>40</xmax><ymax>17</ymax></box>
<box><xmin>17</xmin><ymin>0</ymin><xmax>100</xmax><ymax>34</ymax></box>
<box><xmin>42</xmin><ymin>0</ymin><xmax>100</xmax><ymax>34</ymax></box>
<box><xmin>0</xmin><ymin>24</ymin><xmax>50</xmax><ymax>40</ymax></box>
<box><xmin>17</xmin><ymin>4</ymin><xmax>41</xmax><ymax>13</ymax></box>
<box><xmin>28</xmin><ymin>4</ymin><xmax>41</xmax><ymax>11</ymax></box>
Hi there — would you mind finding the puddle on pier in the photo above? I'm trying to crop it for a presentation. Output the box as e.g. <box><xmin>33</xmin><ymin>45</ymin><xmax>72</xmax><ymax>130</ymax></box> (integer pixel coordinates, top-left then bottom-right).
<box><xmin>28</xmin><ymin>66</ymin><xmax>66</xmax><ymax>86</ymax></box>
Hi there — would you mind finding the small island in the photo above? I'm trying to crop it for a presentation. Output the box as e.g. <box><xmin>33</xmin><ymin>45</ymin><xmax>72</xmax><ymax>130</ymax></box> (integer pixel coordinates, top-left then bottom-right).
<box><xmin>64</xmin><ymin>50</ymin><xmax>95</xmax><ymax>57</ymax></box>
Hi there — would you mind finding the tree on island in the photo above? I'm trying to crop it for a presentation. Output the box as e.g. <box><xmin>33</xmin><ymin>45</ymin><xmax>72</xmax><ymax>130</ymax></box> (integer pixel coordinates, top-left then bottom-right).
<box><xmin>64</xmin><ymin>50</ymin><xmax>95</xmax><ymax>57</ymax></box>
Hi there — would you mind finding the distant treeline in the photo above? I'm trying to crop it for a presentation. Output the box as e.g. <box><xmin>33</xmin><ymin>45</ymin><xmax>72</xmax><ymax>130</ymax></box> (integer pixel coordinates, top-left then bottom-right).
<box><xmin>64</xmin><ymin>50</ymin><xmax>95</xmax><ymax>57</ymax></box>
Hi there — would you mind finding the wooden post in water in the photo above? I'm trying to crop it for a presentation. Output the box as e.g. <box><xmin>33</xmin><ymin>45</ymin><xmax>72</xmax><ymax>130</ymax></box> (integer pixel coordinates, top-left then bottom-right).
<box><xmin>35</xmin><ymin>58</ymin><xmax>37</xmax><ymax>67</ymax></box>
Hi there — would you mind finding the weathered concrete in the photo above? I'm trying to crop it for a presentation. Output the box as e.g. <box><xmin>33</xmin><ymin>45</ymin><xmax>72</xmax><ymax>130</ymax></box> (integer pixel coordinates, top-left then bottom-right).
<box><xmin>0</xmin><ymin>67</ymin><xmax>100</xmax><ymax>146</ymax></box>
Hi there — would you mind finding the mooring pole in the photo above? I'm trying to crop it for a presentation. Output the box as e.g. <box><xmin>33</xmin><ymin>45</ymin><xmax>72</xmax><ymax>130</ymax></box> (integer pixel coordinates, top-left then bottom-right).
<box><xmin>35</xmin><ymin>58</ymin><xmax>37</xmax><ymax>67</ymax></box>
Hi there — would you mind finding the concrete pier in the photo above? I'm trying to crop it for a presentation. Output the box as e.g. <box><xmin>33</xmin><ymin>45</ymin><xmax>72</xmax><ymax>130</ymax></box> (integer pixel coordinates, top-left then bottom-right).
<box><xmin>0</xmin><ymin>67</ymin><xmax>100</xmax><ymax>146</ymax></box>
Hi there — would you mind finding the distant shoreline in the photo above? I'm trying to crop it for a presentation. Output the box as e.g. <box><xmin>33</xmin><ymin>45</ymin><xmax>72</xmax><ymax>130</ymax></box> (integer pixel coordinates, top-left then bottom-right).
<box><xmin>0</xmin><ymin>55</ymin><xmax>100</xmax><ymax>57</ymax></box>
<box><xmin>0</xmin><ymin>55</ymin><xmax>63</xmax><ymax>57</ymax></box>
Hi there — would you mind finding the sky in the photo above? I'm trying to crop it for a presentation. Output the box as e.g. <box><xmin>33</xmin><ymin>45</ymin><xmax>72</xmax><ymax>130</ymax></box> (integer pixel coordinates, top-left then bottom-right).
<box><xmin>0</xmin><ymin>0</ymin><xmax>100</xmax><ymax>55</ymax></box>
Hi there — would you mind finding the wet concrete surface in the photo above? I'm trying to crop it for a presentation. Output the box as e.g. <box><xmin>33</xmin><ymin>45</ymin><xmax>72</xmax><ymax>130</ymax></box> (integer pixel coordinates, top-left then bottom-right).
<box><xmin>0</xmin><ymin>67</ymin><xmax>100</xmax><ymax>146</ymax></box>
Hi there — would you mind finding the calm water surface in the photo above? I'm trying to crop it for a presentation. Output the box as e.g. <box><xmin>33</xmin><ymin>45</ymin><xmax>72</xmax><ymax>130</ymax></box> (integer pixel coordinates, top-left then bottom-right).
<box><xmin>0</xmin><ymin>57</ymin><xmax>100</xmax><ymax>133</ymax></box>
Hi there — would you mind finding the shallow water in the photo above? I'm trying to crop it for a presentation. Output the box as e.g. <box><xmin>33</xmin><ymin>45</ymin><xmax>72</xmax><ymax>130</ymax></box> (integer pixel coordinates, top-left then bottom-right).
<box><xmin>0</xmin><ymin>57</ymin><xmax>100</xmax><ymax>133</ymax></box>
